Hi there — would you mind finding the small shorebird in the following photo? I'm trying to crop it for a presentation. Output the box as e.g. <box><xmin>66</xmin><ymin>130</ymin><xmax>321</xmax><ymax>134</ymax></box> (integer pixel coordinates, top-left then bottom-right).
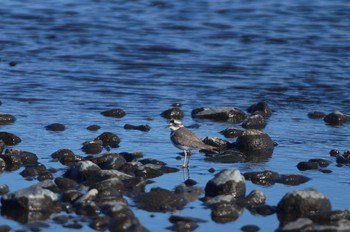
<box><xmin>167</xmin><ymin>119</ymin><xmax>217</xmax><ymax>168</ymax></box>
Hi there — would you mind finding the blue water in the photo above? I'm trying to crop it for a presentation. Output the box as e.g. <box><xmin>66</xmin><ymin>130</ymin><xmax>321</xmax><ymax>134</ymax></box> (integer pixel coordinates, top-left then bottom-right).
<box><xmin>1</xmin><ymin>0</ymin><xmax>350</xmax><ymax>231</ymax></box>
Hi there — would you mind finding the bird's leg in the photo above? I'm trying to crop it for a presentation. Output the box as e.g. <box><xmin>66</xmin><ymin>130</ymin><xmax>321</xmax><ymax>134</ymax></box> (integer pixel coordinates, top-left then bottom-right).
<box><xmin>186</xmin><ymin>151</ymin><xmax>191</xmax><ymax>167</ymax></box>
<box><xmin>182</xmin><ymin>150</ymin><xmax>188</xmax><ymax>168</ymax></box>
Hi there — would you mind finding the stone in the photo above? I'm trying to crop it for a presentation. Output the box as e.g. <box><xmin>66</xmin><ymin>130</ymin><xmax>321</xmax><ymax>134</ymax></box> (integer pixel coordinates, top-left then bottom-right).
<box><xmin>161</xmin><ymin>107</ymin><xmax>184</xmax><ymax>119</ymax></box>
<box><xmin>297</xmin><ymin>161</ymin><xmax>319</xmax><ymax>171</ymax></box>
<box><xmin>0</xmin><ymin>140</ymin><xmax>5</xmax><ymax>154</ymax></box>
<box><xmin>63</xmin><ymin>161</ymin><xmax>101</xmax><ymax>182</ymax></box>
<box><xmin>280</xmin><ymin>218</ymin><xmax>313</xmax><ymax>231</ymax></box>
<box><xmin>243</xmin><ymin>170</ymin><xmax>279</xmax><ymax>186</ymax></box>
<box><xmin>235</xmin><ymin>129</ymin><xmax>274</xmax><ymax>153</ymax></box>
<box><xmin>211</xmin><ymin>203</ymin><xmax>241</xmax><ymax>223</ymax></box>
<box><xmin>247</xmin><ymin>101</ymin><xmax>272</xmax><ymax>117</ymax></box>
<box><xmin>205</xmin><ymin>169</ymin><xmax>246</xmax><ymax>198</ymax></box>
<box><xmin>0</xmin><ymin>153</ymin><xmax>21</xmax><ymax>171</ymax></box>
<box><xmin>308</xmin><ymin>111</ymin><xmax>326</xmax><ymax>119</ymax></box>
<box><xmin>135</xmin><ymin>187</ymin><xmax>187</xmax><ymax>212</ymax></box>
<box><xmin>242</xmin><ymin>114</ymin><xmax>266</xmax><ymax>130</ymax></box>
<box><xmin>191</xmin><ymin>107</ymin><xmax>246</xmax><ymax>123</ymax></box>
<box><xmin>54</xmin><ymin>177</ymin><xmax>79</xmax><ymax>190</ymax></box>
<box><xmin>0</xmin><ymin>132</ymin><xmax>21</xmax><ymax>145</ymax></box>
<box><xmin>123</xmin><ymin>124</ymin><xmax>151</xmax><ymax>132</ymax></box>
<box><xmin>45</xmin><ymin>123</ymin><xmax>65</xmax><ymax>131</ymax></box>
<box><xmin>81</xmin><ymin>139</ymin><xmax>103</xmax><ymax>154</ymax></box>
<box><xmin>0</xmin><ymin>114</ymin><xmax>16</xmax><ymax>125</ymax></box>
<box><xmin>101</xmin><ymin>108</ymin><xmax>126</xmax><ymax>118</ymax></box>
<box><xmin>323</xmin><ymin>111</ymin><xmax>349</xmax><ymax>126</ymax></box>
<box><xmin>275</xmin><ymin>174</ymin><xmax>310</xmax><ymax>186</ymax></box>
<box><xmin>219</xmin><ymin>128</ymin><xmax>243</xmax><ymax>138</ymax></box>
<box><xmin>204</xmin><ymin>149</ymin><xmax>245</xmax><ymax>163</ymax></box>
<box><xmin>276</xmin><ymin>188</ymin><xmax>332</xmax><ymax>225</ymax></box>
<box><xmin>0</xmin><ymin>184</ymin><xmax>9</xmax><ymax>195</ymax></box>
<box><xmin>86</xmin><ymin>124</ymin><xmax>101</xmax><ymax>131</ymax></box>
<box><xmin>95</xmin><ymin>132</ymin><xmax>121</xmax><ymax>148</ymax></box>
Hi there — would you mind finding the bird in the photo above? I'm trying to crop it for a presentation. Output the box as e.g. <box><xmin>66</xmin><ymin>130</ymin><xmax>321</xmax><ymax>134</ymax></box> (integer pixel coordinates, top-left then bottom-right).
<box><xmin>167</xmin><ymin>119</ymin><xmax>217</xmax><ymax>168</ymax></box>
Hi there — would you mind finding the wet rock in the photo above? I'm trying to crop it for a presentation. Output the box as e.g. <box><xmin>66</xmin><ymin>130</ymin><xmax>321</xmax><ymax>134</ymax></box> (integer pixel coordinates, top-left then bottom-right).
<box><xmin>309</xmin><ymin>158</ymin><xmax>330</xmax><ymax>168</ymax></box>
<box><xmin>96</xmin><ymin>153</ymin><xmax>127</xmax><ymax>170</ymax></box>
<box><xmin>0</xmin><ymin>184</ymin><xmax>9</xmax><ymax>195</ymax></box>
<box><xmin>184</xmin><ymin>179</ymin><xmax>197</xmax><ymax>187</ymax></box>
<box><xmin>297</xmin><ymin>161</ymin><xmax>319</xmax><ymax>171</ymax></box>
<box><xmin>242</xmin><ymin>114</ymin><xmax>266</xmax><ymax>130</ymax></box>
<box><xmin>323</xmin><ymin>111</ymin><xmax>349</xmax><ymax>126</ymax></box>
<box><xmin>86</xmin><ymin>124</ymin><xmax>101</xmax><ymax>131</ymax></box>
<box><xmin>20</xmin><ymin>164</ymin><xmax>47</xmax><ymax>179</ymax></box>
<box><xmin>276</xmin><ymin>188</ymin><xmax>332</xmax><ymax>225</ymax></box>
<box><xmin>169</xmin><ymin>215</ymin><xmax>207</xmax><ymax>224</ymax></box>
<box><xmin>311</xmin><ymin>209</ymin><xmax>350</xmax><ymax>224</ymax></box>
<box><xmin>101</xmin><ymin>108</ymin><xmax>126</xmax><ymax>118</ymax></box>
<box><xmin>61</xmin><ymin>189</ymin><xmax>82</xmax><ymax>203</ymax></box>
<box><xmin>219</xmin><ymin>128</ymin><xmax>243</xmax><ymax>138</ymax></box>
<box><xmin>330</xmin><ymin>149</ymin><xmax>340</xmax><ymax>157</ymax></box>
<box><xmin>8</xmin><ymin>61</ymin><xmax>17</xmax><ymax>66</ymax></box>
<box><xmin>0</xmin><ymin>153</ymin><xmax>21</xmax><ymax>171</ymax></box>
<box><xmin>336</xmin><ymin>151</ymin><xmax>350</xmax><ymax>165</ymax></box>
<box><xmin>51</xmin><ymin>148</ymin><xmax>83</xmax><ymax>165</ymax></box>
<box><xmin>205</xmin><ymin>169</ymin><xmax>246</xmax><ymax>198</ymax></box>
<box><xmin>95</xmin><ymin>132</ymin><xmax>121</xmax><ymax>148</ymax></box>
<box><xmin>161</xmin><ymin>107</ymin><xmax>184</xmax><ymax>119</ymax></box>
<box><xmin>90</xmin><ymin>177</ymin><xmax>124</xmax><ymax>194</ymax></box>
<box><xmin>135</xmin><ymin>187</ymin><xmax>187</xmax><ymax>212</ymax></box>
<box><xmin>120</xmin><ymin>161</ymin><xmax>175</xmax><ymax>179</ymax></box>
<box><xmin>236</xmin><ymin>129</ymin><xmax>274</xmax><ymax>152</ymax></box>
<box><xmin>90</xmin><ymin>216</ymin><xmax>109</xmax><ymax>231</ymax></box>
<box><xmin>45</xmin><ymin>123</ymin><xmax>65</xmax><ymax>131</ymax></box>
<box><xmin>174</xmin><ymin>184</ymin><xmax>202</xmax><ymax>202</ymax></box>
<box><xmin>53</xmin><ymin>215</ymin><xmax>69</xmax><ymax>224</ymax></box>
<box><xmin>241</xmin><ymin>224</ymin><xmax>260</xmax><ymax>232</ymax></box>
<box><xmin>54</xmin><ymin>177</ymin><xmax>79</xmax><ymax>190</ymax></box>
<box><xmin>204</xmin><ymin>149</ymin><xmax>245</xmax><ymax>163</ymax></box>
<box><xmin>168</xmin><ymin>215</ymin><xmax>206</xmax><ymax>231</ymax></box>
<box><xmin>247</xmin><ymin>204</ymin><xmax>276</xmax><ymax>216</ymax></box>
<box><xmin>74</xmin><ymin>188</ymin><xmax>98</xmax><ymax>208</ymax></box>
<box><xmin>191</xmin><ymin>107</ymin><xmax>246</xmax><ymax>123</ymax></box>
<box><xmin>244</xmin><ymin>190</ymin><xmax>266</xmax><ymax>206</ymax></box>
<box><xmin>279</xmin><ymin>218</ymin><xmax>313</xmax><ymax>232</ymax></box>
<box><xmin>243</xmin><ymin>170</ymin><xmax>279</xmax><ymax>186</ymax></box>
<box><xmin>211</xmin><ymin>202</ymin><xmax>241</xmax><ymax>223</ymax></box>
<box><xmin>1</xmin><ymin>180</ymin><xmax>58</xmax><ymax>212</ymax></box>
<box><xmin>63</xmin><ymin>222</ymin><xmax>83</xmax><ymax>229</ymax></box>
<box><xmin>202</xmin><ymin>136</ymin><xmax>231</xmax><ymax>151</ymax></box>
<box><xmin>63</xmin><ymin>160</ymin><xmax>102</xmax><ymax>182</ymax></box>
<box><xmin>0</xmin><ymin>132</ymin><xmax>21</xmax><ymax>145</ymax></box>
<box><xmin>0</xmin><ymin>158</ymin><xmax>6</xmax><ymax>172</ymax></box>
<box><xmin>308</xmin><ymin>111</ymin><xmax>326</xmax><ymax>119</ymax></box>
<box><xmin>0</xmin><ymin>140</ymin><xmax>5</xmax><ymax>154</ymax></box>
<box><xmin>0</xmin><ymin>225</ymin><xmax>11</xmax><ymax>232</ymax></box>
<box><xmin>81</xmin><ymin>139</ymin><xmax>103</xmax><ymax>154</ymax></box>
<box><xmin>275</xmin><ymin>174</ymin><xmax>310</xmax><ymax>186</ymax></box>
<box><xmin>247</xmin><ymin>101</ymin><xmax>272</xmax><ymax>118</ymax></box>
<box><xmin>5</xmin><ymin>149</ymin><xmax>38</xmax><ymax>165</ymax></box>
<box><xmin>123</xmin><ymin>124</ymin><xmax>151</xmax><ymax>132</ymax></box>
<box><xmin>0</xmin><ymin>114</ymin><xmax>16</xmax><ymax>125</ymax></box>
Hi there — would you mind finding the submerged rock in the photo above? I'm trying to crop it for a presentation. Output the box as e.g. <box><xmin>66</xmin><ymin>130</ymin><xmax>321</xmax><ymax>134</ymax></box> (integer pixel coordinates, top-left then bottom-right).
<box><xmin>45</xmin><ymin>123</ymin><xmax>66</xmax><ymax>131</ymax></box>
<box><xmin>204</xmin><ymin>149</ymin><xmax>245</xmax><ymax>163</ymax></box>
<box><xmin>219</xmin><ymin>128</ymin><xmax>243</xmax><ymax>138</ymax></box>
<box><xmin>247</xmin><ymin>101</ymin><xmax>272</xmax><ymax>118</ymax></box>
<box><xmin>0</xmin><ymin>114</ymin><xmax>16</xmax><ymax>125</ymax></box>
<box><xmin>161</xmin><ymin>107</ymin><xmax>184</xmax><ymax>120</ymax></box>
<box><xmin>86</xmin><ymin>124</ymin><xmax>101</xmax><ymax>131</ymax></box>
<box><xmin>51</xmin><ymin>149</ymin><xmax>83</xmax><ymax>165</ymax></box>
<box><xmin>123</xmin><ymin>124</ymin><xmax>151</xmax><ymax>132</ymax></box>
<box><xmin>308</xmin><ymin>111</ymin><xmax>326</xmax><ymax>119</ymax></box>
<box><xmin>191</xmin><ymin>107</ymin><xmax>246</xmax><ymax>123</ymax></box>
<box><xmin>276</xmin><ymin>188</ymin><xmax>332</xmax><ymax>226</ymax></box>
<box><xmin>323</xmin><ymin>111</ymin><xmax>350</xmax><ymax>126</ymax></box>
<box><xmin>101</xmin><ymin>108</ymin><xmax>126</xmax><ymax>118</ymax></box>
<box><xmin>81</xmin><ymin>139</ymin><xmax>103</xmax><ymax>154</ymax></box>
<box><xmin>205</xmin><ymin>169</ymin><xmax>245</xmax><ymax>198</ymax></box>
<box><xmin>244</xmin><ymin>170</ymin><xmax>310</xmax><ymax>186</ymax></box>
<box><xmin>242</xmin><ymin>114</ymin><xmax>266</xmax><ymax>130</ymax></box>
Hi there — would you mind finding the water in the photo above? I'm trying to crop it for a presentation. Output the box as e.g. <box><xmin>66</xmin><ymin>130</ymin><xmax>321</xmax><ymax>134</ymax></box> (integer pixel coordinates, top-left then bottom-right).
<box><xmin>1</xmin><ymin>0</ymin><xmax>350</xmax><ymax>231</ymax></box>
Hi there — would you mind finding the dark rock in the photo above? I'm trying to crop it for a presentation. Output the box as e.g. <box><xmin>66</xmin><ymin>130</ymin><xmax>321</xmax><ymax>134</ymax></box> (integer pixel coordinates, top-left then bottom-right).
<box><xmin>86</xmin><ymin>124</ymin><xmax>101</xmax><ymax>131</ymax></box>
<box><xmin>174</xmin><ymin>184</ymin><xmax>202</xmax><ymax>202</ymax></box>
<box><xmin>297</xmin><ymin>161</ymin><xmax>319</xmax><ymax>171</ymax></box>
<box><xmin>61</xmin><ymin>190</ymin><xmax>82</xmax><ymax>203</ymax></box>
<box><xmin>45</xmin><ymin>123</ymin><xmax>65</xmax><ymax>131</ymax></box>
<box><xmin>184</xmin><ymin>179</ymin><xmax>197</xmax><ymax>187</ymax></box>
<box><xmin>242</xmin><ymin>114</ymin><xmax>266</xmax><ymax>130</ymax></box>
<box><xmin>53</xmin><ymin>215</ymin><xmax>69</xmax><ymax>224</ymax></box>
<box><xmin>219</xmin><ymin>128</ymin><xmax>242</xmax><ymax>138</ymax></box>
<box><xmin>167</xmin><ymin>221</ymin><xmax>198</xmax><ymax>231</ymax></box>
<box><xmin>63</xmin><ymin>222</ymin><xmax>83</xmax><ymax>229</ymax></box>
<box><xmin>51</xmin><ymin>148</ymin><xmax>83</xmax><ymax>165</ymax></box>
<box><xmin>8</xmin><ymin>61</ymin><xmax>17</xmax><ymax>66</ymax></box>
<box><xmin>121</xmin><ymin>161</ymin><xmax>167</xmax><ymax>179</ymax></box>
<box><xmin>54</xmin><ymin>177</ymin><xmax>79</xmax><ymax>190</ymax></box>
<box><xmin>243</xmin><ymin>170</ymin><xmax>279</xmax><ymax>186</ymax></box>
<box><xmin>204</xmin><ymin>149</ymin><xmax>245</xmax><ymax>163</ymax></box>
<box><xmin>119</xmin><ymin>152</ymin><xmax>138</xmax><ymax>162</ymax></box>
<box><xmin>1</xmin><ymin>180</ymin><xmax>58</xmax><ymax>212</ymax></box>
<box><xmin>81</xmin><ymin>139</ymin><xmax>103</xmax><ymax>154</ymax></box>
<box><xmin>329</xmin><ymin>149</ymin><xmax>340</xmax><ymax>157</ymax></box>
<box><xmin>74</xmin><ymin>188</ymin><xmax>99</xmax><ymax>208</ymax></box>
<box><xmin>0</xmin><ymin>114</ymin><xmax>16</xmax><ymax>125</ymax></box>
<box><xmin>139</xmin><ymin>158</ymin><xmax>166</xmax><ymax>166</ymax></box>
<box><xmin>0</xmin><ymin>132</ymin><xmax>21</xmax><ymax>145</ymax></box>
<box><xmin>0</xmin><ymin>140</ymin><xmax>5</xmax><ymax>154</ymax></box>
<box><xmin>38</xmin><ymin>171</ymin><xmax>54</xmax><ymax>181</ymax></box>
<box><xmin>101</xmin><ymin>108</ymin><xmax>126</xmax><ymax>118</ymax></box>
<box><xmin>95</xmin><ymin>132</ymin><xmax>121</xmax><ymax>148</ymax></box>
<box><xmin>135</xmin><ymin>187</ymin><xmax>187</xmax><ymax>212</ymax></box>
<box><xmin>205</xmin><ymin>169</ymin><xmax>246</xmax><ymax>198</ymax></box>
<box><xmin>208</xmin><ymin>168</ymin><xmax>215</xmax><ymax>173</ymax></box>
<box><xmin>202</xmin><ymin>136</ymin><xmax>231</xmax><ymax>151</ymax></box>
<box><xmin>169</xmin><ymin>215</ymin><xmax>207</xmax><ymax>224</ymax></box>
<box><xmin>211</xmin><ymin>203</ymin><xmax>241</xmax><ymax>223</ymax></box>
<box><xmin>89</xmin><ymin>177</ymin><xmax>124</xmax><ymax>194</ymax></box>
<box><xmin>336</xmin><ymin>151</ymin><xmax>350</xmax><ymax>165</ymax></box>
<box><xmin>310</xmin><ymin>209</ymin><xmax>350</xmax><ymax>224</ymax></box>
<box><xmin>247</xmin><ymin>204</ymin><xmax>276</xmax><ymax>216</ymax></box>
<box><xmin>308</xmin><ymin>158</ymin><xmax>330</xmax><ymax>168</ymax></box>
<box><xmin>308</xmin><ymin>111</ymin><xmax>326</xmax><ymax>119</ymax></box>
<box><xmin>275</xmin><ymin>174</ymin><xmax>310</xmax><ymax>186</ymax></box>
<box><xmin>192</xmin><ymin>107</ymin><xmax>246</xmax><ymax>123</ymax></box>
<box><xmin>323</xmin><ymin>111</ymin><xmax>349</xmax><ymax>126</ymax></box>
<box><xmin>90</xmin><ymin>216</ymin><xmax>109</xmax><ymax>231</ymax></box>
<box><xmin>98</xmin><ymin>154</ymin><xmax>127</xmax><ymax>170</ymax></box>
<box><xmin>124</xmin><ymin>124</ymin><xmax>151</xmax><ymax>132</ymax></box>
<box><xmin>63</xmin><ymin>160</ymin><xmax>101</xmax><ymax>182</ymax></box>
<box><xmin>241</xmin><ymin>224</ymin><xmax>260</xmax><ymax>232</ymax></box>
<box><xmin>276</xmin><ymin>188</ymin><xmax>332</xmax><ymax>225</ymax></box>
<box><xmin>0</xmin><ymin>225</ymin><xmax>11</xmax><ymax>232</ymax></box>
<box><xmin>244</xmin><ymin>190</ymin><xmax>266</xmax><ymax>206</ymax></box>
<box><xmin>0</xmin><ymin>153</ymin><xmax>21</xmax><ymax>171</ymax></box>
<box><xmin>161</xmin><ymin>107</ymin><xmax>184</xmax><ymax>119</ymax></box>
<box><xmin>0</xmin><ymin>184</ymin><xmax>9</xmax><ymax>195</ymax></box>
<box><xmin>247</xmin><ymin>101</ymin><xmax>272</xmax><ymax>117</ymax></box>
<box><xmin>235</xmin><ymin>129</ymin><xmax>274</xmax><ymax>153</ymax></box>
<box><xmin>0</xmin><ymin>158</ymin><xmax>5</xmax><ymax>172</ymax></box>
<box><xmin>6</xmin><ymin>149</ymin><xmax>38</xmax><ymax>165</ymax></box>
<box><xmin>20</xmin><ymin>164</ymin><xmax>47</xmax><ymax>178</ymax></box>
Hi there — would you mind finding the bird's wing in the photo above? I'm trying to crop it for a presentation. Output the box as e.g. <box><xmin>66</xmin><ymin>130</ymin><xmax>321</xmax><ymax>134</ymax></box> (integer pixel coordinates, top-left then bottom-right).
<box><xmin>172</xmin><ymin>127</ymin><xmax>208</xmax><ymax>149</ymax></box>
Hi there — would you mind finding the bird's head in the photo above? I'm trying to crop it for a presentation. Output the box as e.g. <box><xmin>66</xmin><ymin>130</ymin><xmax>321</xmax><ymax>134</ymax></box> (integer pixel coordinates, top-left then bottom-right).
<box><xmin>167</xmin><ymin>119</ymin><xmax>184</xmax><ymax>131</ymax></box>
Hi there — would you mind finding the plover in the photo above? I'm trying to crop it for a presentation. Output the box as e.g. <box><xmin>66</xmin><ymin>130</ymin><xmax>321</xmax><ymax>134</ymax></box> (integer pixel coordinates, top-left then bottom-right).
<box><xmin>168</xmin><ymin>119</ymin><xmax>217</xmax><ymax>168</ymax></box>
